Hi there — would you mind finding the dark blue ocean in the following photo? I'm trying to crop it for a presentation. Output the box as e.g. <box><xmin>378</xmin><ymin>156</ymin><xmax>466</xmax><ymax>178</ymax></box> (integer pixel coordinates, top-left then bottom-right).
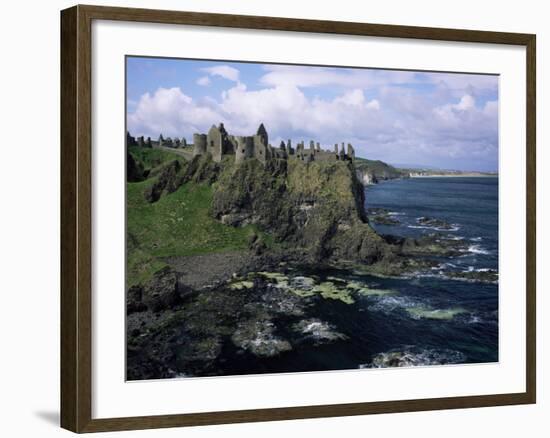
<box><xmin>357</xmin><ymin>176</ymin><xmax>499</xmax><ymax>366</ymax></box>
<box><xmin>366</xmin><ymin>176</ymin><xmax>498</xmax><ymax>269</ymax></box>
<box><xmin>216</xmin><ymin>177</ymin><xmax>499</xmax><ymax>374</ymax></box>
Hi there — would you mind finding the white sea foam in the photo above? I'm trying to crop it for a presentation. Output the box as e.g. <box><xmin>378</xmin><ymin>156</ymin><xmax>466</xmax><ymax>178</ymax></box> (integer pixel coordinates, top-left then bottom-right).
<box><xmin>463</xmin><ymin>267</ymin><xmax>495</xmax><ymax>273</ymax></box>
<box><xmin>368</xmin><ymin>295</ymin><xmax>466</xmax><ymax>320</ymax></box>
<box><xmin>359</xmin><ymin>348</ymin><xmax>467</xmax><ymax>368</ymax></box>
<box><xmin>465</xmin><ymin>244</ymin><xmax>490</xmax><ymax>255</ymax></box>
<box><xmin>407</xmin><ymin>224</ymin><xmax>460</xmax><ymax>232</ymax></box>
<box><xmin>467</xmin><ymin>315</ymin><xmax>483</xmax><ymax>324</ymax></box>
<box><xmin>445</xmin><ymin>235</ymin><xmax>465</xmax><ymax>241</ymax></box>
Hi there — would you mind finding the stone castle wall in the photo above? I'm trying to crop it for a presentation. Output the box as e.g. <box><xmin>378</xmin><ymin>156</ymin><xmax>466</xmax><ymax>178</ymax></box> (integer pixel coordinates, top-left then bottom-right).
<box><xmin>127</xmin><ymin>123</ymin><xmax>356</xmax><ymax>165</ymax></box>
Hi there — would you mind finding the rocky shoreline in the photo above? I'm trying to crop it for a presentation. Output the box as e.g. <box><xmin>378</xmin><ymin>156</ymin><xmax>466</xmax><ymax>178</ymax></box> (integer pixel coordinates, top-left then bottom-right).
<box><xmin>126</xmin><ymin>151</ymin><xmax>497</xmax><ymax>379</ymax></box>
<box><xmin>126</xmin><ymin>226</ymin><xmax>496</xmax><ymax>379</ymax></box>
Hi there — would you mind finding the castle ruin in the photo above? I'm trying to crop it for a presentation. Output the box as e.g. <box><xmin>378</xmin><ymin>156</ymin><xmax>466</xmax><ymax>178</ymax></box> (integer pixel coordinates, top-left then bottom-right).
<box><xmin>127</xmin><ymin>123</ymin><xmax>356</xmax><ymax>165</ymax></box>
<box><xmin>192</xmin><ymin>123</ymin><xmax>355</xmax><ymax>165</ymax></box>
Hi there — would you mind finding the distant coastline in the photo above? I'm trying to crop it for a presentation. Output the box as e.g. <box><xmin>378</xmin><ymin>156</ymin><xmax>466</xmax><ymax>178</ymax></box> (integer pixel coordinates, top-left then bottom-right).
<box><xmin>400</xmin><ymin>167</ymin><xmax>498</xmax><ymax>178</ymax></box>
<box><xmin>409</xmin><ymin>173</ymin><xmax>498</xmax><ymax>178</ymax></box>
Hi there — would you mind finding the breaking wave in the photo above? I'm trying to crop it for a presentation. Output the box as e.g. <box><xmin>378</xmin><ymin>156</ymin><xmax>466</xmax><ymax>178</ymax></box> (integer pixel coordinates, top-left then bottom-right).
<box><xmin>461</xmin><ymin>244</ymin><xmax>491</xmax><ymax>255</ymax></box>
<box><xmin>407</xmin><ymin>224</ymin><xmax>460</xmax><ymax>232</ymax></box>
<box><xmin>359</xmin><ymin>348</ymin><xmax>467</xmax><ymax>368</ymax></box>
<box><xmin>367</xmin><ymin>295</ymin><xmax>466</xmax><ymax>320</ymax></box>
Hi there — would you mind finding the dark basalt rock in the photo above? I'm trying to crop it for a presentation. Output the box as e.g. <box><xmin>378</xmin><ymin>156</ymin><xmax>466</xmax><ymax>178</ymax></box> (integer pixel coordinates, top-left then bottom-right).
<box><xmin>127</xmin><ymin>151</ymin><xmax>149</xmax><ymax>182</ymax></box>
<box><xmin>372</xmin><ymin>215</ymin><xmax>400</xmax><ymax>225</ymax></box>
<box><xmin>446</xmin><ymin>269</ymin><xmax>498</xmax><ymax>283</ymax></box>
<box><xmin>126</xmin><ymin>270</ymin><xmax>307</xmax><ymax>379</ymax></box>
<box><xmin>366</xmin><ymin>208</ymin><xmax>400</xmax><ymax>225</ymax></box>
<box><xmin>144</xmin><ymin>160</ymin><xmax>183</xmax><ymax>203</ymax></box>
<box><xmin>127</xmin><ymin>284</ymin><xmax>147</xmax><ymax>314</ymax></box>
<box><xmin>416</xmin><ymin>216</ymin><xmax>454</xmax><ymax>230</ymax></box>
<box><xmin>140</xmin><ymin>266</ymin><xmax>185</xmax><ymax>312</ymax></box>
<box><xmin>396</xmin><ymin>233</ymin><xmax>468</xmax><ymax>257</ymax></box>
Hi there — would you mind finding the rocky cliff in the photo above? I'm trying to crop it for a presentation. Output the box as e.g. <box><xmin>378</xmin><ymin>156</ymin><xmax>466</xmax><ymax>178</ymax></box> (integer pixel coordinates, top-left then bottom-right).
<box><xmin>211</xmin><ymin>157</ymin><xmax>390</xmax><ymax>264</ymax></box>
<box><xmin>138</xmin><ymin>153</ymin><xmax>392</xmax><ymax>265</ymax></box>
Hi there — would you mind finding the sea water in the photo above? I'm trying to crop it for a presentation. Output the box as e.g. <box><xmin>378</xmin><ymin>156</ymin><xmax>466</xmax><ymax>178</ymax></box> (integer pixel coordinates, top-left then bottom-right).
<box><xmin>200</xmin><ymin>177</ymin><xmax>499</xmax><ymax>375</ymax></box>
<box><xmin>357</xmin><ymin>176</ymin><xmax>499</xmax><ymax>366</ymax></box>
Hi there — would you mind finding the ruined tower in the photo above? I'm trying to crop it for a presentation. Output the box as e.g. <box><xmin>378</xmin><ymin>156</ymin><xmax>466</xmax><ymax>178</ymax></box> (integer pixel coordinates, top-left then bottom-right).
<box><xmin>339</xmin><ymin>143</ymin><xmax>346</xmax><ymax>161</ymax></box>
<box><xmin>347</xmin><ymin>143</ymin><xmax>355</xmax><ymax>161</ymax></box>
<box><xmin>256</xmin><ymin>123</ymin><xmax>268</xmax><ymax>147</ymax></box>
<box><xmin>286</xmin><ymin>139</ymin><xmax>294</xmax><ymax>156</ymax></box>
<box><xmin>193</xmin><ymin>133</ymin><xmax>207</xmax><ymax>157</ymax></box>
<box><xmin>235</xmin><ymin>136</ymin><xmax>254</xmax><ymax>164</ymax></box>
<box><xmin>207</xmin><ymin>123</ymin><xmax>236</xmax><ymax>161</ymax></box>
<box><xmin>126</xmin><ymin>131</ymin><xmax>136</xmax><ymax>146</ymax></box>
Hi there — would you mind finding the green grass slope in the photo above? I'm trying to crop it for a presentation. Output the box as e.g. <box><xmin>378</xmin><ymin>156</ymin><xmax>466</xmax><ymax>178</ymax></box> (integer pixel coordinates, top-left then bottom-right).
<box><xmin>126</xmin><ymin>148</ymin><xmax>261</xmax><ymax>287</ymax></box>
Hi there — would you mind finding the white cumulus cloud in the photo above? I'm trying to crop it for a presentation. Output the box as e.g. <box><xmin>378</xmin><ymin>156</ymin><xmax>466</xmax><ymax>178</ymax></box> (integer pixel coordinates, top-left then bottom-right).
<box><xmin>127</xmin><ymin>68</ymin><xmax>499</xmax><ymax>171</ymax></box>
<box><xmin>196</xmin><ymin>76</ymin><xmax>211</xmax><ymax>86</ymax></box>
<box><xmin>201</xmin><ymin>65</ymin><xmax>240</xmax><ymax>82</ymax></box>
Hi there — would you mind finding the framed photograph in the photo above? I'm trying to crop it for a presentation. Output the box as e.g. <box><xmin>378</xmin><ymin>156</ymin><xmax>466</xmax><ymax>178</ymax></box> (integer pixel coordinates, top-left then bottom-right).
<box><xmin>60</xmin><ymin>5</ymin><xmax>536</xmax><ymax>433</ymax></box>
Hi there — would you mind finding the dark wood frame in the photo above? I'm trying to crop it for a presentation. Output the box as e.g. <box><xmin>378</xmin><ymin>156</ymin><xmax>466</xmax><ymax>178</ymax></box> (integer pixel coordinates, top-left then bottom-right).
<box><xmin>61</xmin><ymin>4</ymin><xmax>536</xmax><ymax>433</ymax></box>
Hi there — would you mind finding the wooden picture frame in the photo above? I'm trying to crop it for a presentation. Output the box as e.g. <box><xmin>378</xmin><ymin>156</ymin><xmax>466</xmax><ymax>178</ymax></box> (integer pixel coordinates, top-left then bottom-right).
<box><xmin>60</xmin><ymin>4</ymin><xmax>536</xmax><ymax>433</ymax></box>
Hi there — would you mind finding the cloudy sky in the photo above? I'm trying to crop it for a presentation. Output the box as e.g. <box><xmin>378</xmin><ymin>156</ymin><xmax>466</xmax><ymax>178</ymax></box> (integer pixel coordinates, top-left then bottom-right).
<box><xmin>126</xmin><ymin>57</ymin><xmax>499</xmax><ymax>171</ymax></box>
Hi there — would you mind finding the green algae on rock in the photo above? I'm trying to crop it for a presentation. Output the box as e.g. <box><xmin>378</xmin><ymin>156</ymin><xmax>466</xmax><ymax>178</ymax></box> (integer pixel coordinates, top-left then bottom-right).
<box><xmin>406</xmin><ymin>306</ymin><xmax>467</xmax><ymax>320</ymax></box>
<box><xmin>228</xmin><ymin>280</ymin><xmax>254</xmax><ymax>290</ymax></box>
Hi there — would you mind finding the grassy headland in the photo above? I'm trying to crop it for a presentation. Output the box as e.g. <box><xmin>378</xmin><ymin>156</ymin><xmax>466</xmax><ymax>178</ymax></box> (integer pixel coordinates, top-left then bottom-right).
<box><xmin>126</xmin><ymin>148</ymin><xmax>265</xmax><ymax>287</ymax></box>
